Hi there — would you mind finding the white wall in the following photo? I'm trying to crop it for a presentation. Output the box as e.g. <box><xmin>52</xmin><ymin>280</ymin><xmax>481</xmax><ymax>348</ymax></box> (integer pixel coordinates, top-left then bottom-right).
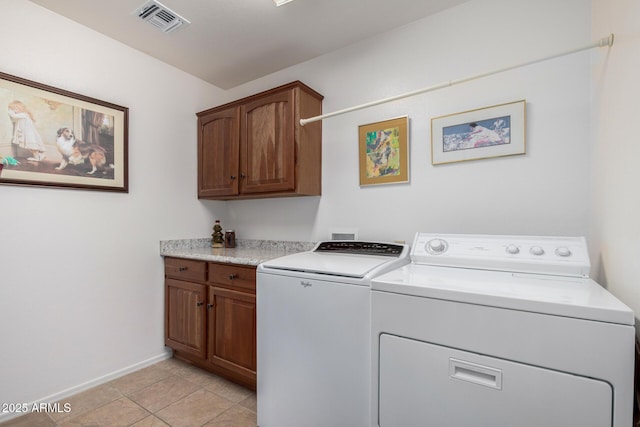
<box><xmin>591</xmin><ymin>0</ymin><xmax>640</xmax><ymax>328</ymax></box>
<box><xmin>0</xmin><ymin>0</ymin><xmax>226</xmax><ymax>414</ymax></box>
<box><xmin>1</xmin><ymin>0</ymin><xmax>612</xmax><ymax>415</ymax></box>
<box><xmin>222</xmin><ymin>0</ymin><xmax>593</xmax><ymax>245</ymax></box>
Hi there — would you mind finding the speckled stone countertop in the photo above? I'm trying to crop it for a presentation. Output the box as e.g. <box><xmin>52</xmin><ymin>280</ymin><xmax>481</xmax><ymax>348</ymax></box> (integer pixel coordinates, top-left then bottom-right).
<box><xmin>160</xmin><ymin>238</ymin><xmax>316</xmax><ymax>266</ymax></box>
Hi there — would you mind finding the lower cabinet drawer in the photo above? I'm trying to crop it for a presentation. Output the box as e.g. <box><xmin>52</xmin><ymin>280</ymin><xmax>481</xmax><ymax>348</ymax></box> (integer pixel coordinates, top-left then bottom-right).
<box><xmin>208</xmin><ymin>262</ymin><xmax>256</xmax><ymax>291</ymax></box>
<box><xmin>165</xmin><ymin>257</ymin><xmax>207</xmax><ymax>282</ymax></box>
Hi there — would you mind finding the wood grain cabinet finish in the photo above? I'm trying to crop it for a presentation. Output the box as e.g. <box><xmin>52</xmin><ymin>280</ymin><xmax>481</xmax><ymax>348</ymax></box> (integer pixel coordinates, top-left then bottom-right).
<box><xmin>198</xmin><ymin>107</ymin><xmax>240</xmax><ymax>197</ymax></box>
<box><xmin>164</xmin><ymin>257</ymin><xmax>257</xmax><ymax>389</ymax></box>
<box><xmin>165</xmin><ymin>278</ymin><xmax>206</xmax><ymax>359</ymax></box>
<box><xmin>207</xmin><ymin>287</ymin><xmax>256</xmax><ymax>380</ymax></box>
<box><xmin>197</xmin><ymin>81</ymin><xmax>323</xmax><ymax>200</ymax></box>
<box><xmin>206</xmin><ymin>262</ymin><xmax>257</xmax><ymax>386</ymax></box>
<box><xmin>165</xmin><ymin>257</ymin><xmax>207</xmax><ymax>282</ymax></box>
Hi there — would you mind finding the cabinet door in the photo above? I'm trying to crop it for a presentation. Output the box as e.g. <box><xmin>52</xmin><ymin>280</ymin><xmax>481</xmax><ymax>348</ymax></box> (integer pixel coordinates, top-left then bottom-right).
<box><xmin>240</xmin><ymin>89</ymin><xmax>295</xmax><ymax>194</ymax></box>
<box><xmin>198</xmin><ymin>107</ymin><xmax>240</xmax><ymax>198</ymax></box>
<box><xmin>165</xmin><ymin>279</ymin><xmax>207</xmax><ymax>359</ymax></box>
<box><xmin>208</xmin><ymin>287</ymin><xmax>256</xmax><ymax>378</ymax></box>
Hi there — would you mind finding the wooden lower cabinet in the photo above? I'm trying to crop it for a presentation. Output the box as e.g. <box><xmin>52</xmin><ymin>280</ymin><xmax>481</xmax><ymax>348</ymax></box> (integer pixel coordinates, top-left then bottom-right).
<box><xmin>208</xmin><ymin>287</ymin><xmax>256</xmax><ymax>378</ymax></box>
<box><xmin>165</xmin><ymin>278</ymin><xmax>206</xmax><ymax>359</ymax></box>
<box><xmin>164</xmin><ymin>257</ymin><xmax>257</xmax><ymax>390</ymax></box>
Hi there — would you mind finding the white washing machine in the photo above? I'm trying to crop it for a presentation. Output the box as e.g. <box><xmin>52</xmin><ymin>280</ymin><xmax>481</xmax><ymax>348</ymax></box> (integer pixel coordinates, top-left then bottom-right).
<box><xmin>371</xmin><ymin>233</ymin><xmax>635</xmax><ymax>427</ymax></box>
<box><xmin>257</xmin><ymin>241</ymin><xmax>409</xmax><ymax>427</ymax></box>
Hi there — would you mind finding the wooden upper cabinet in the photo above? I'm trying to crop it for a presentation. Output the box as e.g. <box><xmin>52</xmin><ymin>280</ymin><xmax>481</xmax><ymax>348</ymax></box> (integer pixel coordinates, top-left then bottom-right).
<box><xmin>241</xmin><ymin>89</ymin><xmax>295</xmax><ymax>194</ymax></box>
<box><xmin>198</xmin><ymin>107</ymin><xmax>240</xmax><ymax>198</ymax></box>
<box><xmin>197</xmin><ymin>81</ymin><xmax>323</xmax><ymax>200</ymax></box>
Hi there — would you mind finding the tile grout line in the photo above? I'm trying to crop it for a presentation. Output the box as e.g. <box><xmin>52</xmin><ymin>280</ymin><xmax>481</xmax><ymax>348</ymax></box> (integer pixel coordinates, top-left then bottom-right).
<box><xmin>0</xmin><ymin>358</ymin><xmax>257</xmax><ymax>427</ymax></box>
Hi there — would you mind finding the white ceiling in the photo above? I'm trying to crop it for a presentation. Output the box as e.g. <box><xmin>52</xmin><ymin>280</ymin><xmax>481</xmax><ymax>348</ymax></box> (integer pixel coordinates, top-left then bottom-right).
<box><xmin>28</xmin><ymin>0</ymin><xmax>470</xmax><ymax>89</ymax></box>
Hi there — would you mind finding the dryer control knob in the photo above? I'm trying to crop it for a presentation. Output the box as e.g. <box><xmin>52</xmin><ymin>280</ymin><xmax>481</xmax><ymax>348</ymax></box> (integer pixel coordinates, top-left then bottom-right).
<box><xmin>506</xmin><ymin>244</ymin><xmax>520</xmax><ymax>255</ymax></box>
<box><xmin>530</xmin><ymin>246</ymin><xmax>545</xmax><ymax>256</ymax></box>
<box><xmin>555</xmin><ymin>246</ymin><xmax>572</xmax><ymax>257</ymax></box>
<box><xmin>427</xmin><ymin>239</ymin><xmax>447</xmax><ymax>254</ymax></box>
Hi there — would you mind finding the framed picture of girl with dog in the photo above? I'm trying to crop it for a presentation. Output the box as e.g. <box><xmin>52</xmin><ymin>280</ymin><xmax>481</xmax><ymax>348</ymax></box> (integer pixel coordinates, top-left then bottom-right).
<box><xmin>0</xmin><ymin>70</ymin><xmax>128</xmax><ymax>192</ymax></box>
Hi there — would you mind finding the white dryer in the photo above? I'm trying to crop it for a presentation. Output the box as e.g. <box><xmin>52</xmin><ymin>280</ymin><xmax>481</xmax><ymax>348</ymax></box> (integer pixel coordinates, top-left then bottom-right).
<box><xmin>371</xmin><ymin>233</ymin><xmax>635</xmax><ymax>427</ymax></box>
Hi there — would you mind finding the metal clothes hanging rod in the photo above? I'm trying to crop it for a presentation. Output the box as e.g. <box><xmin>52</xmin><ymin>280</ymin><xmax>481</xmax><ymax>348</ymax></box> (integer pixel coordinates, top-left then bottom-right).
<box><xmin>299</xmin><ymin>33</ymin><xmax>614</xmax><ymax>126</ymax></box>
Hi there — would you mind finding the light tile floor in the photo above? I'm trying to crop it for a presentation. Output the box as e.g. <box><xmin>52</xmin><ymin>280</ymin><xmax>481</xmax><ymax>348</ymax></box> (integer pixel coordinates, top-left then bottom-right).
<box><xmin>1</xmin><ymin>358</ymin><xmax>257</xmax><ymax>427</ymax></box>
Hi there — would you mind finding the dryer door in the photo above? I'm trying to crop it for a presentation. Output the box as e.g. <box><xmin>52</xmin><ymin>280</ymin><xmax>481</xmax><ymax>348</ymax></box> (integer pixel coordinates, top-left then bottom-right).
<box><xmin>378</xmin><ymin>334</ymin><xmax>612</xmax><ymax>427</ymax></box>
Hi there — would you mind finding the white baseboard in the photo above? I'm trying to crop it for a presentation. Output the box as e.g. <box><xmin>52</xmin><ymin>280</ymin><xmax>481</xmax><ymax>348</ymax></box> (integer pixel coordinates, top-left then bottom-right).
<box><xmin>0</xmin><ymin>349</ymin><xmax>173</xmax><ymax>423</ymax></box>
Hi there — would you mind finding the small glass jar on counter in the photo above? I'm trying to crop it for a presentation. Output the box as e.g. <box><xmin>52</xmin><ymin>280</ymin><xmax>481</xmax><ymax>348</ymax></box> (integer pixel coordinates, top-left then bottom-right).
<box><xmin>225</xmin><ymin>230</ymin><xmax>236</xmax><ymax>248</ymax></box>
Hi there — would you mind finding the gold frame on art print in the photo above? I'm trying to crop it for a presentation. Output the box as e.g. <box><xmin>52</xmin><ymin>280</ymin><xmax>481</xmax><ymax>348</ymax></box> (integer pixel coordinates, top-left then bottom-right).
<box><xmin>358</xmin><ymin>116</ymin><xmax>409</xmax><ymax>186</ymax></box>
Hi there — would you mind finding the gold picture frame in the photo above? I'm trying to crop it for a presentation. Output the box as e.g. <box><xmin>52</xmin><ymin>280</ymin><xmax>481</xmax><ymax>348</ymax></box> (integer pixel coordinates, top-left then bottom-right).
<box><xmin>431</xmin><ymin>100</ymin><xmax>526</xmax><ymax>165</ymax></box>
<box><xmin>358</xmin><ymin>116</ymin><xmax>409</xmax><ymax>186</ymax></box>
<box><xmin>0</xmin><ymin>71</ymin><xmax>128</xmax><ymax>192</ymax></box>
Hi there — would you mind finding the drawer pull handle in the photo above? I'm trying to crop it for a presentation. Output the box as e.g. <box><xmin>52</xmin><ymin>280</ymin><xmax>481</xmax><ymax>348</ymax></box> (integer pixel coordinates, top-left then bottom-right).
<box><xmin>178</xmin><ymin>267</ymin><xmax>188</xmax><ymax>272</ymax></box>
<box><xmin>449</xmin><ymin>358</ymin><xmax>502</xmax><ymax>390</ymax></box>
<box><xmin>228</xmin><ymin>274</ymin><xmax>238</xmax><ymax>280</ymax></box>
<box><xmin>196</xmin><ymin>301</ymin><xmax>204</xmax><ymax>307</ymax></box>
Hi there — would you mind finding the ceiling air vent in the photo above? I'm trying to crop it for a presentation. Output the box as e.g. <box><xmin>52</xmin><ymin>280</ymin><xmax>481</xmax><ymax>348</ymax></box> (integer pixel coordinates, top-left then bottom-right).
<box><xmin>134</xmin><ymin>0</ymin><xmax>190</xmax><ymax>33</ymax></box>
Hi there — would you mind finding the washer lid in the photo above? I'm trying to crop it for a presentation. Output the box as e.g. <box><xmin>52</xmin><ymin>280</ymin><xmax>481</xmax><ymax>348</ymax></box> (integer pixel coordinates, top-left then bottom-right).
<box><xmin>372</xmin><ymin>264</ymin><xmax>635</xmax><ymax>325</ymax></box>
<box><xmin>261</xmin><ymin>251</ymin><xmax>403</xmax><ymax>278</ymax></box>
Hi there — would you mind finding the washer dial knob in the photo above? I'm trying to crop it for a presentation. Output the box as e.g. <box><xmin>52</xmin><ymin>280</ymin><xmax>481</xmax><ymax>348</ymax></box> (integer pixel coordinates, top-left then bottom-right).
<box><xmin>530</xmin><ymin>246</ymin><xmax>545</xmax><ymax>256</ymax></box>
<box><xmin>506</xmin><ymin>244</ymin><xmax>520</xmax><ymax>255</ymax></box>
<box><xmin>426</xmin><ymin>239</ymin><xmax>447</xmax><ymax>254</ymax></box>
<box><xmin>555</xmin><ymin>246</ymin><xmax>572</xmax><ymax>257</ymax></box>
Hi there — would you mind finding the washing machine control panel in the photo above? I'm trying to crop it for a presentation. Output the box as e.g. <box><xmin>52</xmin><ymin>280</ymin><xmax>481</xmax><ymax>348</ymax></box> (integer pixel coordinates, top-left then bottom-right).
<box><xmin>315</xmin><ymin>241</ymin><xmax>405</xmax><ymax>257</ymax></box>
<box><xmin>412</xmin><ymin>233</ymin><xmax>590</xmax><ymax>277</ymax></box>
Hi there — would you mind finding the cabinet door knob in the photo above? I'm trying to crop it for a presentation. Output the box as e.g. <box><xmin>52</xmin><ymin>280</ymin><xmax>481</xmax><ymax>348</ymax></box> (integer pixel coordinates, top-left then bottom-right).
<box><xmin>196</xmin><ymin>301</ymin><xmax>204</xmax><ymax>307</ymax></box>
<box><xmin>178</xmin><ymin>267</ymin><xmax>188</xmax><ymax>272</ymax></box>
<box><xmin>240</xmin><ymin>173</ymin><xmax>246</xmax><ymax>179</ymax></box>
<box><xmin>207</xmin><ymin>303</ymin><xmax>214</xmax><ymax>309</ymax></box>
<box><xmin>230</xmin><ymin>175</ymin><xmax>236</xmax><ymax>180</ymax></box>
<box><xmin>228</xmin><ymin>274</ymin><xmax>238</xmax><ymax>280</ymax></box>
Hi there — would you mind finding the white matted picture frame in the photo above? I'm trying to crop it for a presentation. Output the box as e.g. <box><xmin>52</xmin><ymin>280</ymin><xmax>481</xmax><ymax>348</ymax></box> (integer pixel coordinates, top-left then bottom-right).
<box><xmin>431</xmin><ymin>100</ymin><xmax>526</xmax><ymax>165</ymax></box>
